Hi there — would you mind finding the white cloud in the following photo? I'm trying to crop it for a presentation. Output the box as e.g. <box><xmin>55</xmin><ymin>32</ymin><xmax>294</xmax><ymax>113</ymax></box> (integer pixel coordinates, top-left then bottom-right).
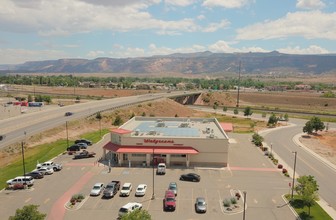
<box><xmin>208</xmin><ymin>40</ymin><xmax>268</xmax><ymax>53</ymax></box>
<box><xmin>165</xmin><ymin>0</ymin><xmax>195</xmax><ymax>7</ymax></box>
<box><xmin>296</xmin><ymin>0</ymin><xmax>325</xmax><ymax>10</ymax></box>
<box><xmin>203</xmin><ymin>20</ymin><xmax>230</xmax><ymax>32</ymax></box>
<box><xmin>202</xmin><ymin>0</ymin><xmax>252</xmax><ymax>8</ymax></box>
<box><xmin>197</xmin><ymin>15</ymin><xmax>205</xmax><ymax>20</ymax></box>
<box><xmin>236</xmin><ymin>11</ymin><xmax>336</xmax><ymax>40</ymax></box>
<box><xmin>278</xmin><ymin>45</ymin><xmax>329</xmax><ymax>54</ymax></box>
<box><xmin>0</xmin><ymin>48</ymin><xmax>67</xmax><ymax>64</ymax></box>
<box><xmin>0</xmin><ymin>0</ymin><xmax>198</xmax><ymax>36</ymax></box>
<box><xmin>87</xmin><ymin>50</ymin><xmax>105</xmax><ymax>58</ymax></box>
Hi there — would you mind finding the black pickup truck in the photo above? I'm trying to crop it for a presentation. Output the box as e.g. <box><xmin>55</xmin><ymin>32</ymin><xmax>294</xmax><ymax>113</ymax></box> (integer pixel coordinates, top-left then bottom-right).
<box><xmin>73</xmin><ymin>150</ymin><xmax>96</xmax><ymax>159</ymax></box>
<box><xmin>103</xmin><ymin>181</ymin><xmax>121</xmax><ymax>198</ymax></box>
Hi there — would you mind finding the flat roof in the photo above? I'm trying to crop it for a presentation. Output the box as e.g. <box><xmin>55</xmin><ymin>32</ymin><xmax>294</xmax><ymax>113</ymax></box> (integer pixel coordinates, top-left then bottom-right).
<box><xmin>120</xmin><ymin>116</ymin><xmax>229</xmax><ymax>139</ymax></box>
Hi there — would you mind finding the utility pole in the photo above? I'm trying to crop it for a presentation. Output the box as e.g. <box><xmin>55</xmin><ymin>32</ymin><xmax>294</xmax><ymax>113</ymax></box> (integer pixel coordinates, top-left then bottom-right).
<box><xmin>291</xmin><ymin>151</ymin><xmax>297</xmax><ymax>202</ymax></box>
<box><xmin>66</xmin><ymin>121</ymin><xmax>69</xmax><ymax>148</ymax></box>
<box><xmin>243</xmin><ymin>191</ymin><xmax>247</xmax><ymax>220</ymax></box>
<box><xmin>236</xmin><ymin>61</ymin><xmax>241</xmax><ymax>108</ymax></box>
<box><xmin>151</xmin><ymin>147</ymin><xmax>155</xmax><ymax>200</ymax></box>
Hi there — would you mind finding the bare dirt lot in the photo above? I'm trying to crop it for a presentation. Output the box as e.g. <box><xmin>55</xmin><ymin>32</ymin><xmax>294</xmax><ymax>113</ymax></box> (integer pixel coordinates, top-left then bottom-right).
<box><xmin>300</xmin><ymin>130</ymin><xmax>336</xmax><ymax>165</ymax></box>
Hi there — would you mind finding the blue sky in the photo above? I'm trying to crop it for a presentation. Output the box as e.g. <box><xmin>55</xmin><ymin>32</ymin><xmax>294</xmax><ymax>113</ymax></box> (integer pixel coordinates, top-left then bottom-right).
<box><xmin>0</xmin><ymin>0</ymin><xmax>335</xmax><ymax>64</ymax></box>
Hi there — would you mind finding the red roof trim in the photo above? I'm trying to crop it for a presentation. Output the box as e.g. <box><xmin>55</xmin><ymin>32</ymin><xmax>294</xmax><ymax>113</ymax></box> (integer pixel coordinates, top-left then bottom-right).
<box><xmin>219</xmin><ymin>122</ymin><xmax>233</xmax><ymax>132</ymax></box>
<box><xmin>103</xmin><ymin>142</ymin><xmax>198</xmax><ymax>154</ymax></box>
<box><xmin>111</xmin><ymin>128</ymin><xmax>132</xmax><ymax>134</ymax></box>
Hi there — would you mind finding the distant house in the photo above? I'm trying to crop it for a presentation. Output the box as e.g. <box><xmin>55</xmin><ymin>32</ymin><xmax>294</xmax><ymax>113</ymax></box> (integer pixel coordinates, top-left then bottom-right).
<box><xmin>294</xmin><ymin>84</ymin><xmax>312</xmax><ymax>90</ymax></box>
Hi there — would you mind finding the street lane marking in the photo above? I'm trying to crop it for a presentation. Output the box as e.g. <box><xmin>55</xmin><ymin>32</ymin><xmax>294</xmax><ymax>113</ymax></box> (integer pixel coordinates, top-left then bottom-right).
<box><xmin>25</xmin><ymin>198</ymin><xmax>31</xmax><ymax>203</ymax></box>
<box><xmin>81</xmin><ymin>167</ymin><xmax>86</xmax><ymax>170</ymax></box>
<box><xmin>44</xmin><ymin>198</ymin><xmax>50</xmax><ymax>204</ymax></box>
<box><xmin>254</xmin><ymin>199</ymin><xmax>258</xmax><ymax>204</ymax></box>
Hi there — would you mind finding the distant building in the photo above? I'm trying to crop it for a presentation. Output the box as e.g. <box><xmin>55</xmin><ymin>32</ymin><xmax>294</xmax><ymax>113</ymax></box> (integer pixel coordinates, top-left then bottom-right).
<box><xmin>294</xmin><ymin>84</ymin><xmax>312</xmax><ymax>90</ymax></box>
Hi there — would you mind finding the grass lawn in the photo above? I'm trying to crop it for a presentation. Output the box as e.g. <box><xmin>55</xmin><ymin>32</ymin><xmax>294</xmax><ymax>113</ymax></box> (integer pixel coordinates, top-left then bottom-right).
<box><xmin>285</xmin><ymin>195</ymin><xmax>332</xmax><ymax>220</ymax></box>
<box><xmin>0</xmin><ymin>129</ymin><xmax>110</xmax><ymax>190</ymax></box>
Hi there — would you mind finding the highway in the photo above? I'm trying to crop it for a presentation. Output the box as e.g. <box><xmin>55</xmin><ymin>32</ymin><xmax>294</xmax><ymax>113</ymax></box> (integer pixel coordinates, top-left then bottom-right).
<box><xmin>0</xmin><ymin>91</ymin><xmax>200</xmax><ymax>149</ymax></box>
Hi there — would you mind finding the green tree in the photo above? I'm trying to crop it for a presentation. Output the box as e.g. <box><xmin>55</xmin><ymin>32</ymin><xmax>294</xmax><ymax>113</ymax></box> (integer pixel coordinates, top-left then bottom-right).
<box><xmin>27</xmin><ymin>94</ymin><xmax>33</xmax><ymax>102</ymax></box>
<box><xmin>267</xmin><ymin>113</ymin><xmax>278</xmax><ymax>127</ymax></box>
<box><xmin>243</xmin><ymin>106</ymin><xmax>253</xmax><ymax>118</ymax></box>
<box><xmin>303</xmin><ymin>121</ymin><xmax>314</xmax><ymax>134</ymax></box>
<box><xmin>121</xmin><ymin>209</ymin><xmax>151</xmax><ymax>220</ymax></box>
<box><xmin>233</xmin><ymin>108</ymin><xmax>238</xmax><ymax>115</ymax></box>
<box><xmin>96</xmin><ymin>112</ymin><xmax>102</xmax><ymax>120</ymax></box>
<box><xmin>303</xmin><ymin>116</ymin><xmax>325</xmax><ymax>134</ymax></box>
<box><xmin>222</xmin><ymin>106</ymin><xmax>227</xmax><ymax>112</ymax></box>
<box><xmin>252</xmin><ymin>133</ymin><xmax>264</xmax><ymax>146</ymax></box>
<box><xmin>112</xmin><ymin>115</ymin><xmax>123</xmax><ymax>126</ymax></box>
<box><xmin>9</xmin><ymin>204</ymin><xmax>46</xmax><ymax>220</ymax></box>
<box><xmin>284</xmin><ymin>113</ymin><xmax>289</xmax><ymax>121</ymax></box>
<box><xmin>213</xmin><ymin>102</ymin><xmax>218</xmax><ymax>111</ymax></box>
<box><xmin>295</xmin><ymin>175</ymin><xmax>319</xmax><ymax>216</ymax></box>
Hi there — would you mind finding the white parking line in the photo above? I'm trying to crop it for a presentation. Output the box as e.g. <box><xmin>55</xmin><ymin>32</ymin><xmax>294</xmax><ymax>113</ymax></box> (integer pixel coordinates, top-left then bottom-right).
<box><xmin>44</xmin><ymin>198</ymin><xmax>50</xmax><ymax>204</ymax></box>
<box><xmin>25</xmin><ymin>197</ymin><xmax>31</xmax><ymax>203</ymax></box>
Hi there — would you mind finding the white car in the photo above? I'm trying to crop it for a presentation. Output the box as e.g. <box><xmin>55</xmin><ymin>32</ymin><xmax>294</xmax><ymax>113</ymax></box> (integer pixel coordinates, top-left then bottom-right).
<box><xmin>118</xmin><ymin>202</ymin><xmax>142</xmax><ymax>218</ymax></box>
<box><xmin>90</xmin><ymin>183</ymin><xmax>105</xmax><ymax>196</ymax></box>
<box><xmin>135</xmin><ymin>184</ymin><xmax>147</xmax><ymax>197</ymax></box>
<box><xmin>35</xmin><ymin>166</ymin><xmax>54</xmax><ymax>175</ymax></box>
<box><xmin>120</xmin><ymin>183</ymin><xmax>132</xmax><ymax>197</ymax></box>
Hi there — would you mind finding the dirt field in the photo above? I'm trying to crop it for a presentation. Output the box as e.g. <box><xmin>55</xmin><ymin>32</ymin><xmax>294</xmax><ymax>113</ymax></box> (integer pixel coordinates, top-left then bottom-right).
<box><xmin>300</xmin><ymin>130</ymin><xmax>336</xmax><ymax>165</ymax></box>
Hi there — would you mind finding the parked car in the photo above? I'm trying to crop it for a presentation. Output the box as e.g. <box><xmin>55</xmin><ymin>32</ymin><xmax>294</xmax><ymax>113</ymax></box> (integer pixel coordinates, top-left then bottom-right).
<box><xmin>67</xmin><ymin>144</ymin><xmax>81</xmax><ymax>152</ymax></box>
<box><xmin>25</xmin><ymin>171</ymin><xmax>44</xmax><ymax>179</ymax></box>
<box><xmin>76</xmin><ymin>142</ymin><xmax>88</xmax><ymax>149</ymax></box>
<box><xmin>163</xmin><ymin>190</ymin><xmax>176</xmax><ymax>211</ymax></box>
<box><xmin>168</xmin><ymin>182</ymin><xmax>177</xmax><ymax>196</ymax></box>
<box><xmin>7</xmin><ymin>176</ymin><xmax>34</xmax><ymax>187</ymax></box>
<box><xmin>118</xmin><ymin>202</ymin><xmax>142</xmax><ymax>218</ymax></box>
<box><xmin>120</xmin><ymin>183</ymin><xmax>132</xmax><ymax>197</ymax></box>
<box><xmin>195</xmin><ymin>197</ymin><xmax>207</xmax><ymax>213</ymax></box>
<box><xmin>75</xmin><ymin>139</ymin><xmax>93</xmax><ymax>146</ymax></box>
<box><xmin>135</xmin><ymin>184</ymin><xmax>147</xmax><ymax>197</ymax></box>
<box><xmin>156</xmin><ymin>163</ymin><xmax>166</xmax><ymax>175</ymax></box>
<box><xmin>180</xmin><ymin>173</ymin><xmax>201</xmax><ymax>182</ymax></box>
<box><xmin>90</xmin><ymin>183</ymin><xmax>105</xmax><ymax>196</ymax></box>
<box><xmin>64</xmin><ymin>112</ymin><xmax>73</xmax><ymax>116</ymax></box>
<box><xmin>36</xmin><ymin>161</ymin><xmax>62</xmax><ymax>171</ymax></box>
<box><xmin>35</xmin><ymin>167</ymin><xmax>54</xmax><ymax>175</ymax></box>
<box><xmin>103</xmin><ymin>181</ymin><xmax>120</xmax><ymax>198</ymax></box>
<box><xmin>0</xmin><ymin>135</ymin><xmax>5</xmax><ymax>141</ymax></box>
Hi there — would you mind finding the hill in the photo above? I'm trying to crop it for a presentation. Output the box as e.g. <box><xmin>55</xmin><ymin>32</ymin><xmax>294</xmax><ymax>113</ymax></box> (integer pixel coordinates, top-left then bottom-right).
<box><xmin>1</xmin><ymin>51</ymin><xmax>336</xmax><ymax>75</ymax></box>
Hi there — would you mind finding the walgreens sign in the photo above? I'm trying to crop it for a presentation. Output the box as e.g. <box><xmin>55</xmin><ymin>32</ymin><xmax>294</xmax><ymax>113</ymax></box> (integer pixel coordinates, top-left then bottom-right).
<box><xmin>144</xmin><ymin>139</ymin><xmax>174</xmax><ymax>144</ymax></box>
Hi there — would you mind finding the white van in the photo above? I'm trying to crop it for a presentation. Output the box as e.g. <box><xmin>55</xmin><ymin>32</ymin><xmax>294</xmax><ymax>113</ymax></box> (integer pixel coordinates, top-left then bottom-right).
<box><xmin>7</xmin><ymin>176</ymin><xmax>34</xmax><ymax>187</ymax></box>
<box><xmin>157</xmin><ymin>163</ymin><xmax>166</xmax><ymax>175</ymax></box>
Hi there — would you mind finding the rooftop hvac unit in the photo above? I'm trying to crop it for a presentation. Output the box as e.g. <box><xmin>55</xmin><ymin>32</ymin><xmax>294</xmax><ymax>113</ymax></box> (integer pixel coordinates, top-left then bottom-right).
<box><xmin>134</xmin><ymin>129</ymin><xmax>140</xmax><ymax>136</ymax></box>
<box><xmin>157</xmin><ymin>122</ymin><xmax>165</xmax><ymax>127</ymax></box>
<box><xmin>180</xmin><ymin>122</ymin><xmax>189</xmax><ymax>128</ymax></box>
<box><xmin>148</xmin><ymin>130</ymin><xmax>157</xmax><ymax>135</ymax></box>
<box><xmin>206</xmin><ymin>127</ymin><xmax>211</xmax><ymax>134</ymax></box>
<box><xmin>209</xmin><ymin>133</ymin><xmax>215</xmax><ymax>138</ymax></box>
<box><xmin>157</xmin><ymin>119</ymin><xmax>163</xmax><ymax>122</ymax></box>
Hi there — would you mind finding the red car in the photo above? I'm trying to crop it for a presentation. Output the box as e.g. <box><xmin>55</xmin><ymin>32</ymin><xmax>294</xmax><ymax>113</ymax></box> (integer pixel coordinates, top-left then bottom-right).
<box><xmin>163</xmin><ymin>190</ymin><xmax>176</xmax><ymax>211</ymax></box>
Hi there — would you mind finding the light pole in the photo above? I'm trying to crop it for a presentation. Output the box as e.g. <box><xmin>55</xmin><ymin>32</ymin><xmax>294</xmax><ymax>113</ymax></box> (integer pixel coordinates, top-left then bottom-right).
<box><xmin>236</xmin><ymin>61</ymin><xmax>241</xmax><ymax>108</ymax></box>
<box><xmin>66</xmin><ymin>121</ymin><xmax>69</xmax><ymax>148</ymax></box>
<box><xmin>22</xmin><ymin>131</ymin><xmax>27</xmax><ymax>185</ymax></box>
<box><xmin>243</xmin><ymin>191</ymin><xmax>247</xmax><ymax>220</ymax></box>
<box><xmin>270</xmin><ymin>143</ymin><xmax>273</xmax><ymax>156</ymax></box>
<box><xmin>291</xmin><ymin>151</ymin><xmax>297</xmax><ymax>202</ymax></box>
<box><xmin>151</xmin><ymin>147</ymin><xmax>155</xmax><ymax>200</ymax></box>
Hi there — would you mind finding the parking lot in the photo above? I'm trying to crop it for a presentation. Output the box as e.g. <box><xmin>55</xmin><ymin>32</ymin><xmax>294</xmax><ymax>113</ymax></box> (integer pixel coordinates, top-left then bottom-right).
<box><xmin>0</xmin><ymin>133</ymin><xmax>297</xmax><ymax>220</ymax></box>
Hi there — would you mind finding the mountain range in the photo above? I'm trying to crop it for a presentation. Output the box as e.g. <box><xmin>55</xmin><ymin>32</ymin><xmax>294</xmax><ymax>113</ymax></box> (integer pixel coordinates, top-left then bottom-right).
<box><xmin>1</xmin><ymin>51</ymin><xmax>336</xmax><ymax>75</ymax></box>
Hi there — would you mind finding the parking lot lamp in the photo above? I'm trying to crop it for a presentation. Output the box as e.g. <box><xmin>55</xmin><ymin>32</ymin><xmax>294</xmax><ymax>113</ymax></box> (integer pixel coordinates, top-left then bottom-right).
<box><xmin>291</xmin><ymin>151</ymin><xmax>297</xmax><ymax>202</ymax></box>
<box><xmin>66</xmin><ymin>121</ymin><xmax>69</xmax><ymax>148</ymax></box>
<box><xmin>243</xmin><ymin>191</ymin><xmax>247</xmax><ymax>220</ymax></box>
<box><xmin>151</xmin><ymin>147</ymin><xmax>155</xmax><ymax>200</ymax></box>
<box><xmin>271</xmin><ymin>143</ymin><xmax>273</xmax><ymax>156</ymax></box>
